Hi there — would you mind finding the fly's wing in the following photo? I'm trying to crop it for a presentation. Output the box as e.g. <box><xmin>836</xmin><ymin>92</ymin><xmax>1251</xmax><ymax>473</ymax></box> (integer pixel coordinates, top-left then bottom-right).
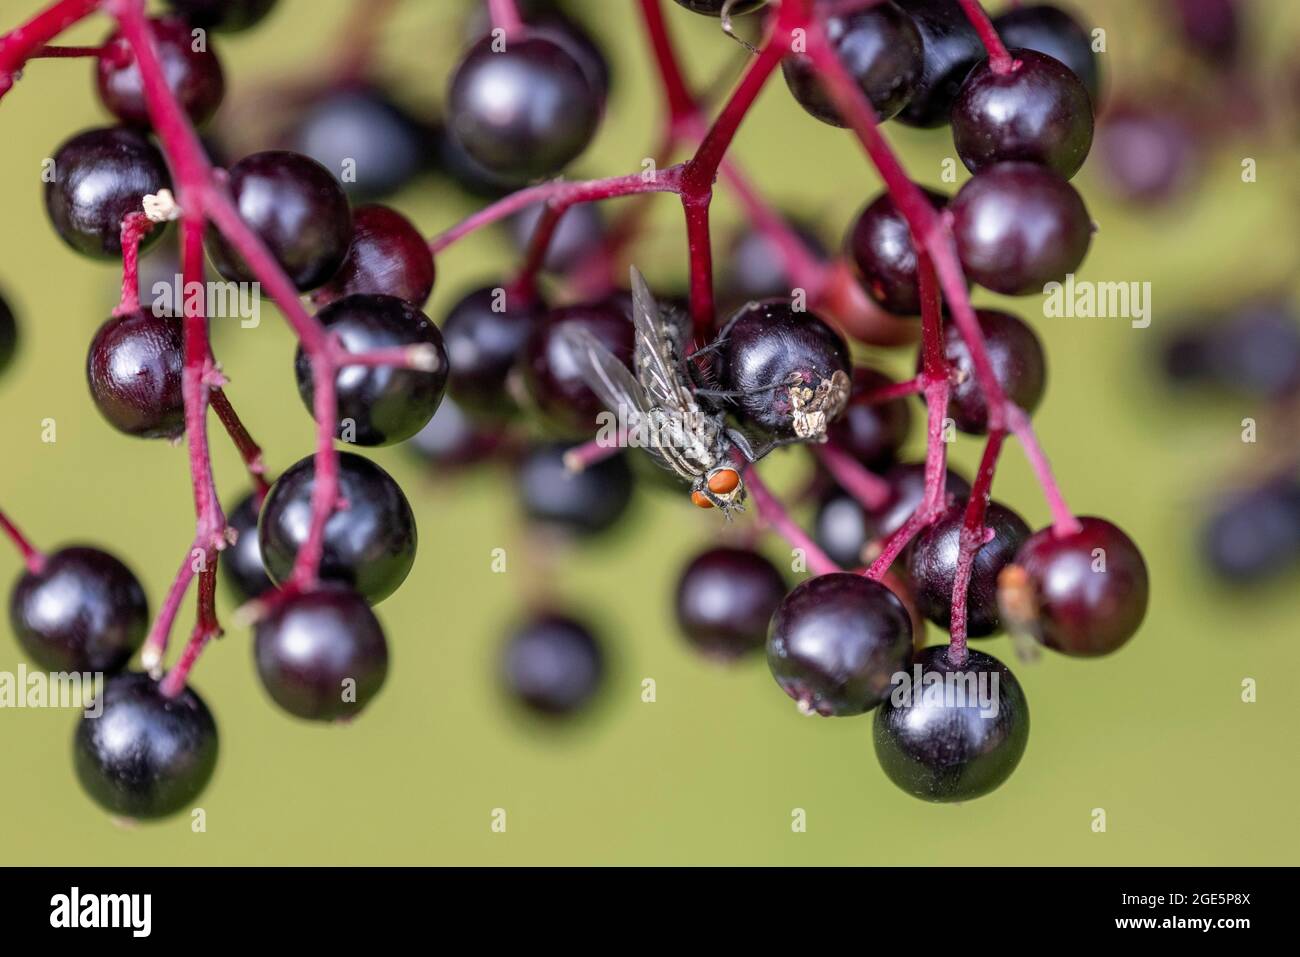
<box><xmin>555</xmin><ymin>324</ymin><xmax>649</xmax><ymax>423</ymax></box>
<box><xmin>629</xmin><ymin>266</ymin><xmax>696</xmax><ymax>416</ymax></box>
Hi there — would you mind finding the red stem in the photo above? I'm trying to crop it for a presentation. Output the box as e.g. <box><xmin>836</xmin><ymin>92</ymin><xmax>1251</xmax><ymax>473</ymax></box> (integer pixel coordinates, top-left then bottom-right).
<box><xmin>812</xmin><ymin>443</ymin><xmax>891</xmax><ymax>511</ymax></box>
<box><xmin>955</xmin><ymin>0</ymin><xmax>1015</xmax><ymax>74</ymax></box>
<box><xmin>0</xmin><ymin>0</ymin><xmax>104</xmax><ymax>99</ymax></box>
<box><xmin>210</xmin><ymin>387</ymin><xmax>271</xmax><ymax>499</ymax></box>
<box><xmin>947</xmin><ymin>429</ymin><xmax>1004</xmax><ymax>666</ymax></box>
<box><xmin>30</xmin><ymin>43</ymin><xmax>105</xmax><ymax>58</ymax></box>
<box><xmin>744</xmin><ymin>465</ymin><xmax>840</xmax><ymax>576</ymax></box>
<box><xmin>638</xmin><ymin>0</ymin><xmax>697</xmax><ymax>125</ymax></box>
<box><xmin>159</xmin><ymin>563</ymin><xmax>220</xmax><ymax>698</ymax></box>
<box><xmin>487</xmin><ymin>0</ymin><xmax>524</xmax><ymax>38</ymax></box>
<box><xmin>508</xmin><ymin>202</ymin><xmax>564</xmax><ymax>300</ymax></box>
<box><xmin>0</xmin><ymin>507</ymin><xmax>46</xmax><ymax>574</ymax></box>
<box><xmin>113</xmin><ymin>211</ymin><xmax>153</xmax><ymax>317</ymax></box>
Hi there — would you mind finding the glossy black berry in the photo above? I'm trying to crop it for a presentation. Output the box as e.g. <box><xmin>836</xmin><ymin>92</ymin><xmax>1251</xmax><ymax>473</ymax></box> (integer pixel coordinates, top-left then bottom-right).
<box><xmin>925</xmin><ymin>310</ymin><xmax>1046</xmax><ymax>434</ymax></box>
<box><xmin>726</xmin><ymin>219</ymin><xmax>828</xmax><ymax>302</ymax></box>
<box><xmin>295</xmin><ymin>294</ymin><xmax>448</xmax><ymax>447</ymax></box>
<box><xmin>993</xmin><ymin>4</ymin><xmax>1100</xmax><ymax>102</ymax></box>
<box><xmin>815</xmin><ymin>489</ymin><xmax>872</xmax><ymax>569</ymax></box>
<box><xmin>767</xmin><ymin>573</ymin><xmax>912</xmax><ymax>716</ymax></box>
<box><xmin>907</xmin><ymin>500</ymin><xmax>1031</xmax><ymax>636</ymax></box>
<box><xmin>517</xmin><ymin>442</ymin><xmax>634</xmax><ymax>536</ymax></box>
<box><xmin>873</xmin><ymin>645</ymin><xmax>1029</xmax><ymax>802</ymax></box>
<box><xmin>74</xmin><ymin>672</ymin><xmax>218</xmax><ymax>820</ymax></box>
<box><xmin>868</xmin><ymin>462</ymin><xmax>971</xmax><ymax>541</ymax></box>
<box><xmin>436</xmin><ymin>121</ymin><xmax>524</xmax><ymax>198</ymax></box>
<box><xmin>1202</xmin><ymin>480</ymin><xmax>1300</xmax><ymax>582</ymax></box>
<box><xmin>782</xmin><ymin>2</ymin><xmax>923</xmax><ymax>126</ymax></box>
<box><xmin>97</xmin><ymin>15</ymin><xmax>226</xmax><ymax>128</ymax></box>
<box><xmin>443</xmin><ymin>286</ymin><xmax>544</xmax><ymax>416</ymax></box>
<box><xmin>254</xmin><ymin>587</ymin><xmax>388</xmax><ymax>721</ymax></box>
<box><xmin>1003</xmin><ymin>517</ymin><xmax>1149</xmax><ymax>657</ymax></box>
<box><xmin>827</xmin><ymin>367</ymin><xmax>913</xmax><ymax>470</ymax></box>
<box><xmin>9</xmin><ymin>546</ymin><xmax>148</xmax><ymax>673</ymax></box>
<box><xmin>524</xmin><ymin>297</ymin><xmax>635</xmax><ymax>435</ymax></box>
<box><xmin>952</xmin><ymin>49</ymin><xmax>1093</xmax><ymax>180</ymax></box>
<box><xmin>717</xmin><ymin>299</ymin><xmax>850</xmax><ymax>440</ymax></box>
<box><xmin>289</xmin><ymin>86</ymin><xmax>429</xmax><ymax>200</ymax></box>
<box><xmin>45</xmin><ymin>126</ymin><xmax>170</xmax><ymax>259</ymax></box>
<box><xmin>313</xmin><ymin>204</ymin><xmax>435</xmax><ymax>308</ymax></box>
<box><xmin>0</xmin><ymin>291</ymin><xmax>18</xmax><ymax>377</ymax></box>
<box><xmin>462</xmin><ymin>5</ymin><xmax>611</xmax><ymax>105</ymax></box>
<box><xmin>408</xmin><ymin>396</ymin><xmax>502</xmax><ymax>468</ymax></box>
<box><xmin>846</xmin><ymin>187</ymin><xmax>950</xmax><ymax>316</ymax></box>
<box><xmin>163</xmin><ymin>0</ymin><xmax>278</xmax><ymax>32</ymax></box>
<box><xmin>895</xmin><ymin>0</ymin><xmax>985</xmax><ymax>128</ymax></box>
<box><xmin>509</xmin><ymin>202</ymin><xmax>605</xmax><ymax>276</ymax></box>
<box><xmin>501</xmin><ymin>613</ymin><xmax>604</xmax><ymax>717</ymax></box>
<box><xmin>258</xmin><ymin>452</ymin><xmax>417</xmax><ymax>605</ymax></box>
<box><xmin>675</xmin><ymin>546</ymin><xmax>787</xmax><ymax>661</ymax></box>
<box><xmin>447</xmin><ymin>34</ymin><xmax>602</xmax><ymax>182</ymax></box>
<box><xmin>950</xmin><ymin>161</ymin><xmax>1092</xmax><ymax>295</ymax></box>
<box><xmin>86</xmin><ymin>310</ymin><xmax>185</xmax><ymax>440</ymax></box>
<box><xmin>206</xmin><ymin>150</ymin><xmax>353</xmax><ymax>292</ymax></box>
<box><xmin>221</xmin><ymin>492</ymin><xmax>274</xmax><ymax>603</ymax></box>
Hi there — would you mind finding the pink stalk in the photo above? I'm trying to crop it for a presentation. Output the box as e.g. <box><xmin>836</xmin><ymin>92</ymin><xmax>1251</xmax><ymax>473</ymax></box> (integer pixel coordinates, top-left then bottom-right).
<box><xmin>30</xmin><ymin>43</ymin><xmax>105</xmax><ymax>58</ymax></box>
<box><xmin>140</xmin><ymin>549</ymin><xmax>197</xmax><ymax>674</ymax></box>
<box><xmin>562</xmin><ymin>436</ymin><xmax>623</xmax><ymax>474</ymax></box>
<box><xmin>857</xmin><ymin>376</ymin><xmax>924</xmax><ymax>403</ymax></box>
<box><xmin>509</xmin><ymin>201</ymin><xmax>564</xmax><ymax>300</ymax></box>
<box><xmin>955</xmin><ymin>0</ymin><xmax>1015</xmax><ymax>74</ymax></box>
<box><xmin>812</xmin><ymin>443</ymin><xmax>891</xmax><ymax>510</ymax></box>
<box><xmin>0</xmin><ymin>507</ymin><xmax>46</xmax><ymax>574</ymax></box>
<box><xmin>744</xmin><ymin>466</ymin><xmax>840</xmax><ymax>576</ymax></box>
<box><xmin>0</xmin><ymin>0</ymin><xmax>104</xmax><ymax>99</ymax></box>
<box><xmin>638</xmin><ymin>0</ymin><xmax>696</xmax><ymax>126</ymax></box>
<box><xmin>210</xmin><ymin>388</ymin><xmax>271</xmax><ymax>500</ymax></box>
<box><xmin>487</xmin><ymin>0</ymin><xmax>525</xmax><ymax>37</ymax></box>
<box><xmin>113</xmin><ymin>211</ymin><xmax>153</xmax><ymax>317</ymax></box>
<box><xmin>946</xmin><ymin>430</ymin><xmax>1005</xmax><ymax>666</ymax></box>
<box><xmin>159</xmin><ymin>564</ymin><xmax>221</xmax><ymax>698</ymax></box>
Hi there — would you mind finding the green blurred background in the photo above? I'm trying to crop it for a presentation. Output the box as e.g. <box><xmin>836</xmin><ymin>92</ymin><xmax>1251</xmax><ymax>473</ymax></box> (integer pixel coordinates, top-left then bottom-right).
<box><xmin>1</xmin><ymin>0</ymin><xmax>1297</xmax><ymax>865</ymax></box>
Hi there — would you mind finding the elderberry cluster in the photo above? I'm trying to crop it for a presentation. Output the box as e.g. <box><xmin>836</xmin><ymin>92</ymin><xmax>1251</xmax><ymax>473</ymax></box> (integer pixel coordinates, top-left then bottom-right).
<box><xmin>0</xmin><ymin>0</ymin><xmax>1153</xmax><ymax>824</ymax></box>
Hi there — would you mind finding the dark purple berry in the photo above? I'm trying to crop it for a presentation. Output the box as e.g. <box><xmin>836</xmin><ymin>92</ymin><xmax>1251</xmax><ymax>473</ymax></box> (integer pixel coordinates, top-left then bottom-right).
<box><xmin>1169</xmin><ymin>0</ymin><xmax>1240</xmax><ymax>65</ymax></box>
<box><xmin>869</xmin><ymin>462</ymin><xmax>971</xmax><ymax>541</ymax></box>
<box><xmin>924</xmin><ymin>310</ymin><xmax>1047</xmax><ymax>434</ymax></box>
<box><xmin>0</xmin><ymin>291</ymin><xmax>18</xmax><ymax>377</ymax></box>
<box><xmin>717</xmin><ymin>299</ymin><xmax>851</xmax><ymax>441</ymax></box>
<box><xmin>907</xmin><ymin>501</ymin><xmax>1031</xmax><ymax>636</ymax></box>
<box><xmin>501</xmin><ymin>613</ymin><xmax>604</xmax><ymax>717</ymax></box>
<box><xmin>206</xmin><ymin>150</ymin><xmax>352</xmax><ymax>292</ymax></box>
<box><xmin>74</xmin><ymin>672</ymin><xmax>218</xmax><ymax>819</ymax></box>
<box><xmin>254</xmin><ymin>587</ymin><xmax>388</xmax><ymax>721</ymax></box>
<box><xmin>1202</xmin><ymin>480</ymin><xmax>1300</xmax><ymax>582</ymax></box>
<box><xmin>726</xmin><ymin>219</ymin><xmax>828</xmax><ymax>302</ymax></box>
<box><xmin>462</xmin><ymin>5</ymin><xmax>611</xmax><ymax>104</ymax></box>
<box><xmin>408</xmin><ymin>395</ymin><xmax>502</xmax><ymax>468</ymax></box>
<box><xmin>814</xmin><ymin>489</ymin><xmax>872</xmax><ymax>569</ymax></box>
<box><xmin>993</xmin><ymin>4</ymin><xmax>1100</xmax><ymax>102</ymax></box>
<box><xmin>294</xmin><ymin>294</ymin><xmax>448</xmax><ymax>447</ymax></box>
<box><xmin>766</xmin><ymin>573</ymin><xmax>913</xmax><ymax>716</ymax></box>
<box><xmin>951</xmin><ymin>49</ymin><xmax>1094</xmax><ymax>179</ymax></box>
<box><xmin>163</xmin><ymin>0</ymin><xmax>278</xmax><ymax>32</ymax></box>
<box><xmin>97</xmin><ymin>15</ymin><xmax>226</xmax><ymax>128</ymax></box>
<box><xmin>524</xmin><ymin>297</ymin><xmax>635</xmax><ymax>435</ymax></box>
<box><xmin>873</xmin><ymin>645</ymin><xmax>1029</xmax><ymax>801</ymax></box>
<box><xmin>9</xmin><ymin>546</ymin><xmax>148</xmax><ymax>673</ymax></box>
<box><xmin>447</xmin><ymin>34</ymin><xmax>602</xmax><ymax>182</ymax></box>
<box><xmin>222</xmin><ymin>492</ymin><xmax>274</xmax><ymax>603</ymax></box>
<box><xmin>846</xmin><ymin>187</ymin><xmax>950</xmax><ymax>316</ymax></box>
<box><xmin>289</xmin><ymin>86</ymin><xmax>429</xmax><ymax>200</ymax></box>
<box><xmin>1204</xmin><ymin>302</ymin><xmax>1300</xmax><ymax>399</ymax></box>
<box><xmin>313</xmin><ymin>204</ymin><xmax>435</xmax><ymax>308</ymax></box>
<box><xmin>950</xmin><ymin>161</ymin><xmax>1093</xmax><ymax>295</ymax></box>
<box><xmin>827</xmin><ymin>367</ymin><xmax>913</xmax><ymax>470</ymax></box>
<box><xmin>517</xmin><ymin>442</ymin><xmax>634</xmax><ymax>536</ymax></box>
<box><xmin>675</xmin><ymin>546</ymin><xmax>787</xmax><ymax>662</ymax></box>
<box><xmin>1002</xmin><ymin>517</ymin><xmax>1149</xmax><ymax>657</ymax></box>
<box><xmin>1096</xmin><ymin>102</ymin><xmax>1199</xmax><ymax>205</ymax></box>
<box><xmin>894</xmin><ymin>0</ymin><xmax>985</xmax><ymax>128</ymax></box>
<box><xmin>782</xmin><ymin>2</ymin><xmax>924</xmax><ymax>126</ymax></box>
<box><xmin>86</xmin><ymin>310</ymin><xmax>185</xmax><ymax>440</ymax></box>
<box><xmin>443</xmin><ymin>286</ymin><xmax>545</xmax><ymax>416</ymax></box>
<box><xmin>45</xmin><ymin>126</ymin><xmax>170</xmax><ymax>259</ymax></box>
<box><xmin>258</xmin><ymin>452</ymin><xmax>417</xmax><ymax>605</ymax></box>
<box><xmin>509</xmin><ymin>202</ymin><xmax>605</xmax><ymax>276</ymax></box>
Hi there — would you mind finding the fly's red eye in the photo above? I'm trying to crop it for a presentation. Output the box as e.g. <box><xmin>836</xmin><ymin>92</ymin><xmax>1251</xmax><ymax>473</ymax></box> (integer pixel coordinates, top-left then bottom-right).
<box><xmin>691</xmin><ymin>490</ymin><xmax>714</xmax><ymax>509</ymax></box>
<box><xmin>707</xmin><ymin>468</ymin><xmax>740</xmax><ymax>495</ymax></box>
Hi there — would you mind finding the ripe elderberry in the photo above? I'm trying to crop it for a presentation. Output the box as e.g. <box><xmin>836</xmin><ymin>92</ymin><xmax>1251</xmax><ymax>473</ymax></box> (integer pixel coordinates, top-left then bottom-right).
<box><xmin>254</xmin><ymin>587</ymin><xmax>389</xmax><ymax>721</ymax></box>
<box><xmin>294</xmin><ymin>294</ymin><xmax>449</xmax><ymax>446</ymax></box>
<box><xmin>258</xmin><ymin>452</ymin><xmax>417</xmax><ymax>605</ymax></box>
<box><xmin>446</xmin><ymin>34</ymin><xmax>602</xmax><ymax>183</ymax></box>
<box><xmin>675</xmin><ymin>546</ymin><xmax>787</xmax><ymax>662</ymax></box>
<box><xmin>827</xmin><ymin>367</ymin><xmax>913</xmax><ymax>470</ymax></box>
<box><xmin>74</xmin><ymin>672</ymin><xmax>218</xmax><ymax>820</ymax></box>
<box><xmin>9</xmin><ymin>546</ymin><xmax>148</xmax><ymax>673</ymax></box>
<box><xmin>97</xmin><ymin>15</ymin><xmax>226</xmax><ymax>128</ymax></box>
<box><xmin>1001</xmin><ymin>517</ymin><xmax>1149</xmax><ymax>657</ymax></box>
<box><xmin>894</xmin><ymin>0</ymin><xmax>985</xmax><ymax>128</ymax></box>
<box><xmin>509</xmin><ymin>203</ymin><xmax>606</xmax><ymax>276</ymax></box>
<box><xmin>993</xmin><ymin>3</ymin><xmax>1100</xmax><ymax>102</ymax></box>
<box><xmin>408</xmin><ymin>396</ymin><xmax>501</xmax><ymax>468</ymax></box>
<box><xmin>45</xmin><ymin>126</ymin><xmax>170</xmax><ymax>259</ymax></box>
<box><xmin>906</xmin><ymin>500</ymin><xmax>1031</xmax><ymax>636</ymax></box>
<box><xmin>766</xmin><ymin>573</ymin><xmax>912</xmax><ymax>716</ymax></box>
<box><xmin>222</xmin><ymin>492</ymin><xmax>275</xmax><ymax>603</ymax></box>
<box><xmin>1202</xmin><ymin>480</ymin><xmax>1300</xmax><ymax>583</ymax></box>
<box><xmin>951</xmin><ymin>49</ymin><xmax>1094</xmax><ymax>180</ymax></box>
<box><xmin>163</xmin><ymin>0</ymin><xmax>279</xmax><ymax>32</ymax></box>
<box><xmin>814</xmin><ymin>489</ymin><xmax>873</xmax><ymax>569</ymax></box>
<box><xmin>950</xmin><ymin>161</ymin><xmax>1093</xmax><ymax>295</ymax></box>
<box><xmin>517</xmin><ymin>442</ymin><xmax>634</xmax><ymax>536</ymax></box>
<box><xmin>313</xmin><ymin>204</ymin><xmax>436</xmax><ymax>308</ymax></box>
<box><xmin>874</xmin><ymin>646</ymin><xmax>1029</xmax><ymax>802</ymax></box>
<box><xmin>206</xmin><ymin>150</ymin><xmax>353</xmax><ymax>292</ymax></box>
<box><xmin>443</xmin><ymin>286</ymin><xmax>545</xmax><ymax>417</ymax></box>
<box><xmin>925</xmin><ymin>310</ymin><xmax>1047</xmax><ymax>434</ymax></box>
<box><xmin>523</xmin><ymin>297</ymin><xmax>635</xmax><ymax>435</ymax></box>
<box><xmin>846</xmin><ymin>187</ymin><xmax>950</xmax><ymax>316</ymax></box>
<box><xmin>725</xmin><ymin>219</ymin><xmax>827</xmax><ymax>302</ymax></box>
<box><xmin>86</xmin><ymin>310</ymin><xmax>185</xmax><ymax>440</ymax></box>
<box><xmin>501</xmin><ymin>613</ymin><xmax>605</xmax><ymax>717</ymax></box>
<box><xmin>782</xmin><ymin>2</ymin><xmax>924</xmax><ymax>127</ymax></box>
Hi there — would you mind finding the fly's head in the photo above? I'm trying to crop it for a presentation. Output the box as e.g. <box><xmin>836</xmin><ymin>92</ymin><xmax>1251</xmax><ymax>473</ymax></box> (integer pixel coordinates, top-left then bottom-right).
<box><xmin>689</xmin><ymin>466</ymin><xmax>746</xmax><ymax>517</ymax></box>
